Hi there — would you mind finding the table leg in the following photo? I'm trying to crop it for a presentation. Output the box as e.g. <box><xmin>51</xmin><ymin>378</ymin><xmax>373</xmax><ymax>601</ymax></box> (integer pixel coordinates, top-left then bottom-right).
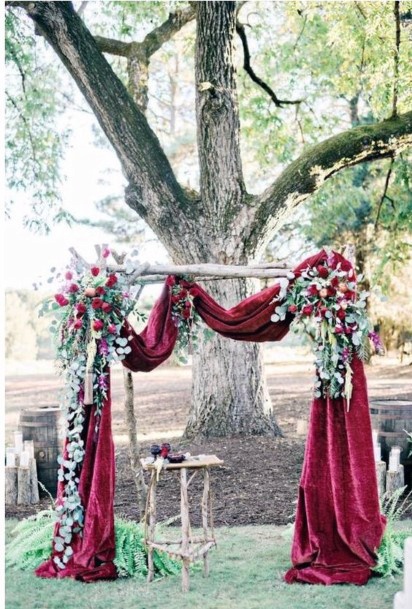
<box><xmin>202</xmin><ymin>468</ymin><xmax>210</xmax><ymax>577</ymax></box>
<box><xmin>147</xmin><ymin>471</ymin><xmax>156</xmax><ymax>582</ymax></box>
<box><xmin>180</xmin><ymin>467</ymin><xmax>190</xmax><ymax>592</ymax></box>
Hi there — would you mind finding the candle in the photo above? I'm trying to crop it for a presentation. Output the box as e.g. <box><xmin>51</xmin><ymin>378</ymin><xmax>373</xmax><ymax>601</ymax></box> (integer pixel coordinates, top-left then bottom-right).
<box><xmin>24</xmin><ymin>440</ymin><xmax>35</xmax><ymax>459</ymax></box>
<box><xmin>372</xmin><ymin>430</ymin><xmax>378</xmax><ymax>445</ymax></box>
<box><xmin>20</xmin><ymin>450</ymin><xmax>30</xmax><ymax>467</ymax></box>
<box><xmin>389</xmin><ymin>446</ymin><xmax>401</xmax><ymax>472</ymax></box>
<box><xmin>14</xmin><ymin>431</ymin><xmax>23</xmax><ymax>454</ymax></box>
<box><xmin>374</xmin><ymin>442</ymin><xmax>381</xmax><ymax>463</ymax></box>
<box><xmin>6</xmin><ymin>452</ymin><xmax>16</xmax><ymax>467</ymax></box>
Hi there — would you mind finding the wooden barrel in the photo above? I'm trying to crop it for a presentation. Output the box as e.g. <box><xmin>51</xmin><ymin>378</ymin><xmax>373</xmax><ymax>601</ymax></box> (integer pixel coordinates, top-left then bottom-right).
<box><xmin>19</xmin><ymin>407</ymin><xmax>63</xmax><ymax>497</ymax></box>
<box><xmin>370</xmin><ymin>399</ymin><xmax>412</xmax><ymax>462</ymax></box>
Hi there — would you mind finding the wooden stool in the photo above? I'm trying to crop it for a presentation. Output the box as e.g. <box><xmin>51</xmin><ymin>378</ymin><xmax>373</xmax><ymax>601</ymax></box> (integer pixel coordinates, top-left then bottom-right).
<box><xmin>141</xmin><ymin>454</ymin><xmax>223</xmax><ymax>592</ymax></box>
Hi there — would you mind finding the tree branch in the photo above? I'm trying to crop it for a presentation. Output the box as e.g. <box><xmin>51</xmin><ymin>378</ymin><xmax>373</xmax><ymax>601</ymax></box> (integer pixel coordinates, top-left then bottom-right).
<box><xmin>374</xmin><ymin>156</ymin><xmax>395</xmax><ymax>229</ymax></box>
<box><xmin>94</xmin><ymin>35</ymin><xmax>131</xmax><ymax>57</ymax></box>
<box><xmin>142</xmin><ymin>4</ymin><xmax>196</xmax><ymax>58</ymax></box>
<box><xmin>392</xmin><ymin>0</ymin><xmax>401</xmax><ymax>118</ymax></box>
<box><xmin>236</xmin><ymin>22</ymin><xmax>302</xmax><ymax>108</ymax></box>
<box><xmin>245</xmin><ymin>111</ymin><xmax>412</xmax><ymax>255</ymax></box>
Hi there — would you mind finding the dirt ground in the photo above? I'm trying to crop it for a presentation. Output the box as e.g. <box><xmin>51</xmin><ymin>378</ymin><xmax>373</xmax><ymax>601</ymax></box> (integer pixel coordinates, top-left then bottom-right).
<box><xmin>5</xmin><ymin>347</ymin><xmax>412</xmax><ymax>525</ymax></box>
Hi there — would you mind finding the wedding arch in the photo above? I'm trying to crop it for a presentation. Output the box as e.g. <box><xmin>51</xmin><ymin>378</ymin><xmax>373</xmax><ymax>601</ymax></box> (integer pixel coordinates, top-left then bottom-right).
<box><xmin>35</xmin><ymin>245</ymin><xmax>385</xmax><ymax>585</ymax></box>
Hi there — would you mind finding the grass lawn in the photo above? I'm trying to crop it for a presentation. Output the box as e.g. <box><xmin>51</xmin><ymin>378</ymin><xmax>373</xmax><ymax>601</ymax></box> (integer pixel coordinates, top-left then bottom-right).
<box><xmin>5</xmin><ymin>520</ymin><xmax>403</xmax><ymax>609</ymax></box>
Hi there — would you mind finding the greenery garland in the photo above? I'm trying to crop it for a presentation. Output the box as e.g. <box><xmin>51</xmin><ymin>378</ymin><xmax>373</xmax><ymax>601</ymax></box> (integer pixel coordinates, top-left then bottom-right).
<box><xmin>39</xmin><ymin>248</ymin><xmax>145</xmax><ymax>569</ymax></box>
<box><xmin>6</xmin><ymin>511</ymin><xmax>180</xmax><ymax>579</ymax></box>
<box><xmin>273</xmin><ymin>250</ymin><xmax>383</xmax><ymax>407</ymax></box>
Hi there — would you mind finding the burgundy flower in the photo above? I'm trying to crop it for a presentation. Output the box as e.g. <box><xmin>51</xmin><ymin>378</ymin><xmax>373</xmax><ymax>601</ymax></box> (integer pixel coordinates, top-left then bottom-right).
<box><xmin>319</xmin><ymin>305</ymin><xmax>328</xmax><ymax>317</ymax></box>
<box><xmin>307</xmin><ymin>285</ymin><xmax>319</xmax><ymax>296</ymax></box>
<box><xmin>55</xmin><ymin>294</ymin><xmax>69</xmax><ymax>307</ymax></box>
<box><xmin>91</xmin><ymin>298</ymin><xmax>104</xmax><ymax>310</ymax></box>
<box><xmin>302</xmin><ymin>304</ymin><xmax>313</xmax><ymax>316</ymax></box>
<box><xmin>95</xmin><ymin>286</ymin><xmax>105</xmax><ymax>296</ymax></box>
<box><xmin>317</xmin><ymin>265</ymin><xmax>329</xmax><ymax>279</ymax></box>
<box><xmin>76</xmin><ymin>302</ymin><xmax>87</xmax><ymax>315</ymax></box>
<box><xmin>73</xmin><ymin>319</ymin><xmax>83</xmax><ymax>330</ymax></box>
<box><xmin>330</xmin><ymin>277</ymin><xmax>339</xmax><ymax>288</ymax></box>
<box><xmin>327</xmin><ymin>287</ymin><xmax>336</xmax><ymax>297</ymax></box>
<box><xmin>108</xmin><ymin>324</ymin><xmax>117</xmax><ymax>334</ymax></box>
<box><xmin>166</xmin><ymin>276</ymin><xmax>176</xmax><ymax>287</ymax></box>
<box><xmin>105</xmin><ymin>274</ymin><xmax>117</xmax><ymax>288</ymax></box>
<box><xmin>337</xmin><ymin>309</ymin><xmax>346</xmax><ymax>320</ymax></box>
<box><xmin>184</xmin><ymin>300</ymin><xmax>191</xmax><ymax>309</ymax></box>
<box><xmin>68</xmin><ymin>283</ymin><xmax>79</xmax><ymax>293</ymax></box>
<box><xmin>178</xmin><ymin>289</ymin><xmax>188</xmax><ymax>299</ymax></box>
<box><xmin>171</xmin><ymin>295</ymin><xmax>180</xmax><ymax>304</ymax></box>
<box><xmin>344</xmin><ymin>326</ymin><xmax>353</xmax><ymax>335</ymax></box>
<box><xmin>93</xmin><ymin>319</ymin><xmax>104</xmax><ymax>331</ymax></box>
<box><xmin>334</xmin><ymin>326</ymin><xmax>344</xmax><ymax>334</ymax></box>
<box><xmin>182</xmin><ymin>308</ymin><xmax>191</xmax><ymax>319</ymax></box>
<box><xmin>288</xmin><ymin>304</ymin><xmax>298</xmax><ymax>313</ymax></box>
<box><xmin>102</xmin><ymin>302</ymin><xmax>112</xmax><ymax>313</ymax></box>
<box><xmin>91</xmin><ymin>266</ymin><xmax>100</xmax><ymax>277</ymax></box>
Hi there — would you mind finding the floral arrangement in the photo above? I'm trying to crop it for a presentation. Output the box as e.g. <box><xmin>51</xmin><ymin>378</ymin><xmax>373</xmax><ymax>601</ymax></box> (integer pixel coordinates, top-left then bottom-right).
<box><xmin>39</xmin><ymin>247</ymin><xmax>143</xmax><ymax>570</ymax></box>
<box><xmin>271</xmin><ymin>251</ymin><xmax>383</xmax><ymax>408</ymax></box>
<box><xmin>166</xmin><ymin>276</ymin><xmax>209</xmax><ymax>362</ymax></box>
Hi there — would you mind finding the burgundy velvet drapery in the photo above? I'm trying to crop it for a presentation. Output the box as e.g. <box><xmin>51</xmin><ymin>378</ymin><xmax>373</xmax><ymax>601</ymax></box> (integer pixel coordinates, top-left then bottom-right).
<box><xmin>36</xmin><ymin>250</ymin><xmax>385</xmax><ymax>584</ymax></box>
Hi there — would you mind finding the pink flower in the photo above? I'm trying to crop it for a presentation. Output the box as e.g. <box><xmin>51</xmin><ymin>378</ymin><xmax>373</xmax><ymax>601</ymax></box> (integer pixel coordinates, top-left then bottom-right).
<box><xmin>84</xmin><ymin>287</ymin><xmax>96</xmax><ymax>298</ymax></box>
<box><xmin>91</xmin><ymin>266</ymin><xmax>100</xmax><ymax>277</ymax></box>
<box><xmin>334</xmin><ymin>326</ymin><xmax>344</xmax><ymax>334</ymax></box>
<box><xmin>108</xmin><ymin>324</ymin><xmax>117</xmax><ymax>334</ymax></box>
<box><xmin>319</xmin><ymin>288</ymin><xmax>328</xmax><ymax>298</ymax></box>
<box><xmin>93</xmin><ymin>319</ymin><xmax>104</xmax><ymax>331</ymax></box>
<box><xmin>102</xmin><ymin>302</ymin><xmax>112</xmax><ymax>313</ymax></box>
<box><xmin>65</xmin><ymin>271</ymin><xmax>73</xmax><ymax>280</ymax></box>
<box><xmin>73</xmin><ymin>319</ymin><xmax>83</xmax><ymax>330</ymax></box>
<box><xmin>288</xmin><ymin>304</ymin><xmax>298</xmax><ymax>313</ymax></box>
<box><xmin>302</xmin><ymin>304</ymin><xmax>313</xmax><ymax>316</ymax></box>
<box><xmin>68</xmin><ymin>283</ymin><xmax>79</xmax><ymax>293</ymax></box>
<box><xmin>102</xmin><ymin>247</ymin><xmax>110</xmax><ymax>258</ymax></box>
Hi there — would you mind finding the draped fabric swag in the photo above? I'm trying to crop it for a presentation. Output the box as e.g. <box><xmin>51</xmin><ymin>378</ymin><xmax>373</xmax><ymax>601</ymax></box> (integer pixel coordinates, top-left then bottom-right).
<box><xmin>35</xmin><ymin>250</ymin><xmax>385</xmax><ymax>585</ymax></box>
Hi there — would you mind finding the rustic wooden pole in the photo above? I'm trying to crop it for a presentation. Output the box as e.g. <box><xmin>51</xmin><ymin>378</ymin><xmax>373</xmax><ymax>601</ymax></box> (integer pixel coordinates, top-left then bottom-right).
<box><xmin>29</xmin><ymin>457</ymin><xmax>40</xmax><ymax>504</ymax></box>
<box><xmin>376</xmin><ymin>461</ymin><xmax>387</xmax><ymax>498</ymax></box>
<box><xmin>201</xmin><ymin>468</ymin><xmax>210</xmax><ymax>577</ymax></box>
<box><xmin>180</xmin><ymin>467</ymin><xmax>191</xmax><ymax>592</ymax></box>
<box><xmin>147</xmin><ymin>472</ymin><xmax>157</xmax><ymax>583</ymax></box>
<box><xmin>17</xmin><ymin>466</ymin><xmax>31</xmax><ymax>505</ymax></box>
<box><xmin>123</xmin><ymin>369</ymin><xmax>147</xmax><ymax>516</ymax></box>
<box><xmin>5</xmin><ymin>466</ymin><xmax>18</xmax><ymax>504</ymax></box>
<box><xmin>386</xmin><ymin>465</ymin><xmax>404</xmax><ymax>495</ymax></box>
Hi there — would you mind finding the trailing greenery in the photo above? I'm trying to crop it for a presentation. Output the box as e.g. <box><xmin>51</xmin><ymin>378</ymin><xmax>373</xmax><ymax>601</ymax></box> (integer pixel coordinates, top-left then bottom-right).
<box><xmin>373</xmin><ymin>487</ymin><xmax>412</xmax><ymax>578</ymax></box>
<box><xmin>6</xmin><ymin>510</ymin><xmax>180</xmax><ymax>579</ymax></box>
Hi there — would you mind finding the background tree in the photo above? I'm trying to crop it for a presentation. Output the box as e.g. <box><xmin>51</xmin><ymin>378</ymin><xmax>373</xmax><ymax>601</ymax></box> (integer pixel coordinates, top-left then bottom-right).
<box><xmin>5</xmin><ymin>1</ymin><xmax>412</xmax><ymax>437</ymax></box>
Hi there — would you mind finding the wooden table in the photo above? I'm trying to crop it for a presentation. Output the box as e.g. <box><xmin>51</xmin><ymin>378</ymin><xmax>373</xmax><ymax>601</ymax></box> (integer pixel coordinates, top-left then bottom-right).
<box><xmin>141</xmin><ymin>454</ymin><xmax>224</xmax><ymax>592</ymax></box>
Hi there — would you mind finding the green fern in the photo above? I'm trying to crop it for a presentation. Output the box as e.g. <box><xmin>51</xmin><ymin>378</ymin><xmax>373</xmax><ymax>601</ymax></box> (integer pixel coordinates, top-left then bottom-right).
<box><xmin>374</xmin><ymin>487</ymin><xmax>412</xmax><ymax>577</ymax></box>
<box><xmin>7</xmin><ymin>511</ymin><xmax>180</xmax><ymax>579</ymax></box>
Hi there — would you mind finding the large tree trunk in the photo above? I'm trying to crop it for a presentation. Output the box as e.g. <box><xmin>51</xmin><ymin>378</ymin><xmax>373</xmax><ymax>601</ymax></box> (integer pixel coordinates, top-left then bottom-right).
<box><xmin>185</xmin><ymin>278</ymin><xmax>281</xmax><ymax>438</ymax></box>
